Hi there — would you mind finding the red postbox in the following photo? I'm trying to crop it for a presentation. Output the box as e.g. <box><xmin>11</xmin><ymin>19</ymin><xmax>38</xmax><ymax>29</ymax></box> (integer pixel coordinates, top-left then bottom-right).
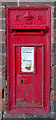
<box><xmin>6</xmin><ymin>7</ymin><xmax>51</xmax><ymax>113</ymax></box>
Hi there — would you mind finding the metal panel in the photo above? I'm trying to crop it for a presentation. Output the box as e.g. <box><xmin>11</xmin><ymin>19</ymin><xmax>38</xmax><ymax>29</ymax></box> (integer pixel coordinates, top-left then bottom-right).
<box><xmin>6</xmin><ymin>7</ymin><xmax>51</xmax><ymax>113</ymax></box>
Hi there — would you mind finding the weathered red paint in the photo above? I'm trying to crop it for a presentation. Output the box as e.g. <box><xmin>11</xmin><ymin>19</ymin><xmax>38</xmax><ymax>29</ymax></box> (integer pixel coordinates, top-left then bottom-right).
<box><xmin>6</xmin><ymin>7</ymin><xmax>51</xmax><ymax>113</ymax></box>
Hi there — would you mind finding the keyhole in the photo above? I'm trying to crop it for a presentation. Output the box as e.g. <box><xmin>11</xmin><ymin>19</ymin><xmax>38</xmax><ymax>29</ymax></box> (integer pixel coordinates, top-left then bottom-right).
<box><xmin>21</xmin><ymin>79</ymin><xmax>24</xmax><ymax>83</ymax></box>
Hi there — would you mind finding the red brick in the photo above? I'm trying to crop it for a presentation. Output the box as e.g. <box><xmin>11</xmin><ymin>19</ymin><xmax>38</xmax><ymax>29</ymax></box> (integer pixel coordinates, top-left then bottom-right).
<box><xmin>3</xmin><ymin>88</ymin><xmax>6</xmax><ymax>99</ymax></box>
<box><xmin>54</xmin><ymin>42</ymin><xmax>56</xmax><ymax>51</ymax></box>
<box><xmin>0</xmin><ymin>99</ymin><xmax>6</xmax><ymax>112</ymax></box>
<box><xmin>0</xmin><ymin>42</ymin><xmax>6</xmax><ymax>54</ymax></box>
<box><xmin>54</xmin><ymin>7</ymin><xmax>56</xmax><ymax>17</ymax></box>
<box><xmin>52</xmin><ymin>66</ymin><xmax>56</xmax><ymax>78</ymax></box>
<box><xmin>0</xmin><ymin>99</ymin><xmax>2</xmax><ymax>111</ymax></box>
<box><xmin>54</xmin><ymin>19</ymin><xmax>56</xmax><ymax>29</ymax></box>
<box><xmin>54</xmin><ymin>91</ymin><xmax>56</xmax><ymax>101</ymax></box>
<box><xmin>51</xmin><ymin>30</ymin><xmax>54</xmax><ymax>42</ymax></box>
<box><xmin>0</xmin><ymin>19</ymin><xmax>5</xmax><ymax>29</ymax></box>
<box><xmin>0</xmin><ymin>88</ymin><xmax>6</xmax><ymax>99</ymax></box>
<box><xmin>0</xmin><ymin>67</ymin><xmax>2</xmax><ymax>72</ymax></box>
<box><xmin>2</xmin><ymin>2</ymin><xmax>18</xmax><ymax>6</ymax></box>
<box><xmin>0</xmin><ymin>1</ymin><xmax>2</xmax><ymax>6</ymax></box>
<box><xmin>51</xmin><ymin>78</ymin><xmax>54</xmax><ymax>89</ymax></box>
<box><xmin>0</xmin><ymin>76</ymin><xmax>6</xmax><ymax>89</ymax></box>
<box><xmin>0</xmin><ymin>89</ymin><xmax>2</xmax><ymax>99</ymax></box>
<box><xmin>51</xmin><ymin>90</ymin><xmax>56</xmax><ymax>101</ymax></box>
<box><xmin>51</xmin><ymin>102</ymin><xmax>54</xmax><ymax>112</ymax></box>
<box><xmin>2</xmin><ymin>99</ymin><xmax>6</xmax><ymax>111</ymax></box>
<box><xmin>2</xmin><ymin>43</ymin><xmax>6</xmax><ymax>54</ymax></box>
<box><xmin>51</xmin><ymin>89</ymin><xmax>54</xmax><ymax>101</ymax></box>
<box><xmin>0</xmin><ymin>54</ymin><xmax>2</xmax><ymax>66</ymax></box>
<box><xmin>20</xmin><ymin>2</ymin><xmax>54</xmax><ymax>6</ymax></box>
<box><xmin>0</xmin><ymin>112</ymin><xmax>2</xmax><ymax>120</ymax></box>
<box><xmin>0</xmin><ymin>31</ymin><xmax>2</xmax><ymax>43</ymax></box>
<box><xmin>52</xmin><ymin>43</ymin><xmax>55</xmax><ymax>53</ymax></box>
<box><xmin>19</xmin><ymin>0</ymin><xmax>53</xmax><ymax>2</ymax></box>
<box><xmin>0</xmin><ymin>7</ymin><xmax>5</xmax><ymax>18</ymax></box>
<box><xmin>54</xmin><ymin>77</ymin><xmax>56</xmax><ymax>91</ymax></box>
<box><xmin>0</xmin><ymin>31</ymin><xmax>6</xmax><ymax>43</ymax></box>
<box><xmin>51</xmin><ymin>19</ymin><xmax>56</xmax><ymax>30</ymax></box>
<box><xmin>54</xmin><ymin>53</ymin><xmax>56</xmax><ymax>65</ymax></box>
<box><xmin>51</xmin><ymin>7</ymin><xmax>54</xmax><ymax>18</ymax></box>
<box><xmin>0</xmin><ymin>54</ymin><xmax>6</xmax><ymax>65</ymax></box>
<box><xmin>2</xmin><ymin>67</ymin><xmax>6</xmax><ymax>77</ymax></box>
<box><xmin>52</xmin><ymin>52</ymin><xmax>56</xmax><ymax>65</ymax></box>
<box><xmin>51</xmin><ymin>54</ymin><xmax>54</xmax><ymax>66</ymax></box>
<box><xmin>51</xmin><ymin>20</ymin><xmax>54</xmax><ymax>30</ymax></box>
<box><xmin>3</xmin><ymin>113</ymin><xmax>23</xmax><ymax>118</ymax></box>
<box><xmin>0</xmin><ymin>77</ymin><xmax>2</xmax><ymax>89</ymax></box>
<box><xmin>2</xmin><ymin>55</ymin><xmax>6</xmax><ymax>65</ymax></box>
<box><xmin>54</xmin><ymin>31</ymin><xmax>56</xmax><ymax>42</ymax></box>
<box><xmin>2</xmin><ymin>77</ymin><xmax>6</xmax><ymax>88</ymax></box>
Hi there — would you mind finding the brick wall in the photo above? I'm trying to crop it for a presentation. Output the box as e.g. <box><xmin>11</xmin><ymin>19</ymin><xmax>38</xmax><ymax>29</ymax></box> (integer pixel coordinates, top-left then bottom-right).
<box><xmin>0</xmin><ymin>0</ymin><xmax>55</xmax><ymax>120</ymax></box>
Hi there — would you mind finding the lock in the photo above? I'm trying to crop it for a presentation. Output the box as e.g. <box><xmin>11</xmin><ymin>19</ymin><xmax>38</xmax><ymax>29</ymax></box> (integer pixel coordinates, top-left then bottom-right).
<box><xmin>21</xmin><ymin>79</ymin><xmax>26</xmax><ymax>83</ymax></box>
<box><xmin>21</xmin><ymin>79</ymin><xmax>28</xmax><ymax>84</ymax></box>
<box><xmin>17</xmin><ymin>75</ymin><xmax>31</xmax><ymax>84</ymax></box>
<box><xmin>21</xmin><ymin>79</ymin><xmax>25</xmax><ymax>83</ymax></box>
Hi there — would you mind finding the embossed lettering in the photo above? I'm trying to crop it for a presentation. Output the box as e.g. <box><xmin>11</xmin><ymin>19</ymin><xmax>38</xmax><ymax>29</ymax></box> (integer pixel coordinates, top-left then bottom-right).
<box><xmin>37</xmin><ymin>15</ymin><xmax>42</xmax><ymax>21</ymax></box>
<box><xmin>24</xmin><ymin>11</ymin><xmax>33</xmax><ymax>25</ymax></box>
<box><xmin>16</xmin><ymin>15</ymin><xmax>20</xmax><ymax>20</ymax></box>
<box><xmin>26</xmin><ymin>20</ymin><xmax>32</xmax><ymax>25</ymax></box>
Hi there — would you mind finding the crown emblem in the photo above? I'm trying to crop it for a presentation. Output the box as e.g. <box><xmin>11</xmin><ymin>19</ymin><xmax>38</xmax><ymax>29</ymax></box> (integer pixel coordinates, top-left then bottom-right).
<box><xmin>24</xmin><ymin>11</ymin><xmax>33</xmax><ymax>20</ymax></box>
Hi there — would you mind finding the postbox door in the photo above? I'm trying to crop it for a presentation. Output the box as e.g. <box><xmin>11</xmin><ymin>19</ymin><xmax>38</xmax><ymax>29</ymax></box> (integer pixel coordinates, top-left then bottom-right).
<box><xmin>8</xmin><ymin>29</ymin><xmax>50</xmax><ymax>113</ymax></box>
<box><xmin>16</xmin><ymin>45</ymin><xmax>44</xmax><ymax>107</ymax></box>
<box><xmin>8</xmin><ymin>30</ymin><xmax>48</xmax><ymax>109</ymax></box>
